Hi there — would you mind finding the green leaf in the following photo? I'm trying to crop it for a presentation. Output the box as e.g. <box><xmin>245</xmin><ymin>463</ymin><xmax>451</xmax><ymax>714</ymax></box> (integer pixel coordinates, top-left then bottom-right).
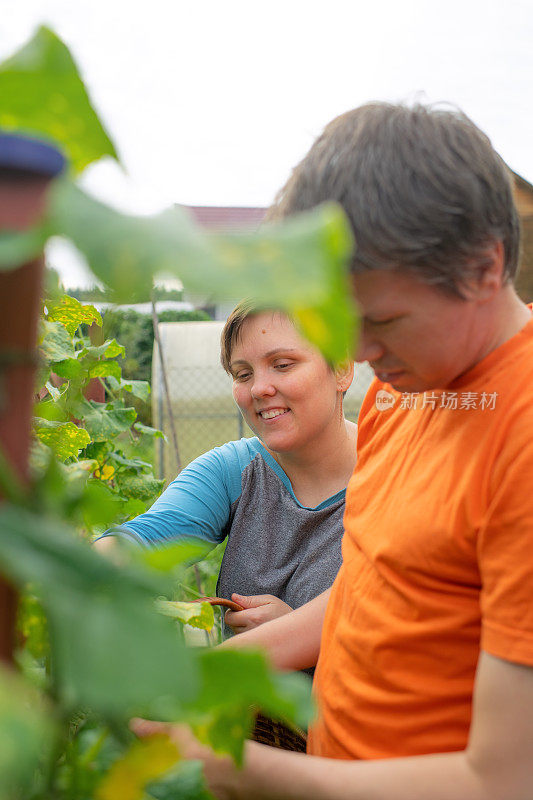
<box><xmin>44</xmin><ymin>380</ymin><xmax>61</xmax><ymax>401</ymax></box>
<box><xmin>194</xmin><ymin>704</ymin><xmax>253</xmax><ymax>767</ymax></box>
<box><xmin>0</xmin><ymin>664</ymin><xmax>55</xmax><ymax>800</ymax></box>
<box><xmin>193</xmin><ymin>648</ymin><xmax>313</xmax><ymax>728</ymax></box>
<box><xmin>108</xmin><ymin>376</ymin><xmax>151</xmax><ymax>403</ymax></box>
<box><xmin>47</xmin><ymin>294</ymin><xmax>103</xmax><ymax>336</ymax></box>
<box><xmin>95</xmin><ymin>735</ymin><xmax>180</xmax><ymax>800</ymax></box>
<box><xmin>78</xmin><ymin>339</ymin><xmax>125</xmax><ymax>360</ymax></box>
<box><xmin>0</xmin><ymin>505</ymin><xmax>197</xmax><ymax>718</ymax></box>
<box><xmin>29</xmin><ymin>447</ymin><xmax>96</xmax><ymax>523</ymax></box>
<box><xmin>133</xmin><ymin>421</ymin><xmax>166</xmax><ymax>440</ymax></box>
<box><xmin>133</xmin><ymin>539</ymin><xmax>213</xmax><ymax>573</ymax></box>
<box><xmin>82</xmin><ymin>440</ymin><xmax>111</xmax><ymax>464</ymax></box>
<box><xmin>108</xmin><ymin>452</ymin><xmax>152</xmax><ymax>471</ymax></box>
<box><xmin>270</xmin><ymin>670</ymin><xmax>317</xmax><ymax>732</ymax></box>
<box><xmin>46</xmin><ymin>180</ymin><xmax>358</xmax><ymax>360</ymax></box>
<box><xmin>80</xmin><ymin>479</ymin><xmax>124</xmax><ymax>530</ymax></box>
<box><xmin>0</xmin><ymin>443</ymin><xmax>28</xmax><ymax>505</ymax></box>
<box><xmin>0</xmin><ymin>25</ymin><xmax>119</xmax><ymax>173</ymax></box>
<box><xmin>155</xmin><ymin>599</ymin><xmax>215</xmax><ymax>631</ymax></box>
<box><xmin>48</xmin><ymin>179</ymin><xmax>178</xmax><ymax>301</ymax></box>
<box><xmin>185</xmin><ymin>648</ymin><xmax>313</xmax><ymax>765</ymax></box>
<box><xmin>146</xmin><ymin>760</ymin><xmax>214</xmax><ymax>800</ymax></box>
<box><xmin>0</xmin><ymin>227</ymin><xmax>48</xmax><ymax>271</ymax></box>
<box><xmin>39</xmin><ymin>320</ymin><xmax>75</xmax><ymax>363</ymax></box>
<box><xmin>18</xmin><ymin>591</ymin><xmax>50</xmax><ymax>661</ymax></box>
<box><xmin>205</xmin><ymin>204</ymin><xmax>358</xmax><ymax>362</ymax></box>
<box><xmin>120</xmin><ymin>497</ymin><xmax>150</xmax><ymax>519</ymax></box>
<box><xmin>51</xmin><ymin>356</ymin><xmax>84</xmax><ymax>381</ymax></box>
<box><xmin>88</xmin><ymin>360</ymin><xmax>122</xmax><ymax>380</ymax></box>
<box><xmin>34</xmin><ymin>417</ymin><xmax>91</xmax><ymax>460</ymax></box>
<box><xmin>114</xmin><ymin>472</ymin><xmax>165</xmax><ymax>501</ymax></box>
<box><xmin>81</xmin><ymin>400</ymin><xmax>137</xmax><ymax>441</ymax></box>
<box><xmin>293</xmin><ymin>266</ymin><xmax>360</xmax><ymax>366</ymax></box>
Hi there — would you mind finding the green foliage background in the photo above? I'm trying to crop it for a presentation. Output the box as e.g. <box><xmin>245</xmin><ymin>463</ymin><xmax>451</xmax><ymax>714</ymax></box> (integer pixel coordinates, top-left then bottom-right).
<box><xmin>0</xmin><ymin>23</ymin><xmax>358</xmax><ymax>800</ymax></box>
<box><xmin>101</xmin><ymin>307</ymin><xmax>210</xmax><ymax>425</ymax></box>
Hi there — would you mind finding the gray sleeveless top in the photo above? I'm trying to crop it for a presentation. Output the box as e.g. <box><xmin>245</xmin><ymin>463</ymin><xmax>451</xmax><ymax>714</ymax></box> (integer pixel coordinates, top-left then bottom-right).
<box><xmin>102</xmin><ymin>437</ymin><xmax>346</xmax><ymax>640</ymax></box>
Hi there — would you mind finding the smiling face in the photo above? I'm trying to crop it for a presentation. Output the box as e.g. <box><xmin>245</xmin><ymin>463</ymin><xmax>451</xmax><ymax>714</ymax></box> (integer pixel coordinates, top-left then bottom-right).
<box><xmin>229</xmin><ymin>312</ymin><xmax>351</xmax><ymax>455</ymax></box>
<box><xmin>353</xmin><ymin>268</ymin><xmax>496</xmax><ymax>393</ymax></box>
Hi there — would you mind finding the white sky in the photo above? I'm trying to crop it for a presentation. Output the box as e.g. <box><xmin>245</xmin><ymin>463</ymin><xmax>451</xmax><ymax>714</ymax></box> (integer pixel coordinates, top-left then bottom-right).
<box><xmin>3</xmin><ymin>0</ymin><xmax>533</xmax><ymax>287</ymax></box>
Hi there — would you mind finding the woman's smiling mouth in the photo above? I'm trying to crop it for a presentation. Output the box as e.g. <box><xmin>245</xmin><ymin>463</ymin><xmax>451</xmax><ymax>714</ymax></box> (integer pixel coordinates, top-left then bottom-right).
<box><xmin>258</xmin><ymin>408</ymin><xmax>290</xmax><ymax>420</ymax></box>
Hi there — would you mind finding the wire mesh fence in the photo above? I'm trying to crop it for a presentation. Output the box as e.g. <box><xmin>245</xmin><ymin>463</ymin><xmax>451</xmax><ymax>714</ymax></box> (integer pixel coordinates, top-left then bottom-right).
<box><xmin>152</xmin><ymin>322</ymin><xmax>375</xmax><ymax>482</ymax></box>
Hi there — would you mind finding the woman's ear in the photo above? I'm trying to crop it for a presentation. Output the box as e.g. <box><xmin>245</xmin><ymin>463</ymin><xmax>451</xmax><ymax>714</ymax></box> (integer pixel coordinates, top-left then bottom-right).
<box><xmin>335</xmin><ymin>361</ymin><xmax>355</xmax><ymax>393</ymax></box>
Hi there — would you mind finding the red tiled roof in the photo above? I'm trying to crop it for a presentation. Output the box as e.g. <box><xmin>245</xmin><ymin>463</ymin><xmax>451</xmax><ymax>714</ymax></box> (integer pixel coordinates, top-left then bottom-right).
<box><xmin>183</xmin><ymin>206</ymin><xmax>267</xmax><ymax>232</ymax></box>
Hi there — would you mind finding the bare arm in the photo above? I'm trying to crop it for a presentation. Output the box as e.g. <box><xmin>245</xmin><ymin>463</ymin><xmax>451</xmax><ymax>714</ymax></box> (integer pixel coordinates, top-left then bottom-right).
<box><xmin>220</xmin><ymin>588</ymin><xmax>331</xmax><ymax>671</ymax></box>
<box><xmin>92</xmin><ymin>536</ymin><xmax>117</xmax><ymax>555</ymax></box>
<box><xmin>134</xmin><ymin>651</ymin><xmax>533</xmax><ymax>800</ymax></box>
<box><xmin>92</xmin><ymin>535</ymin><xmax>138</xmax><ymax>567</ymax></box>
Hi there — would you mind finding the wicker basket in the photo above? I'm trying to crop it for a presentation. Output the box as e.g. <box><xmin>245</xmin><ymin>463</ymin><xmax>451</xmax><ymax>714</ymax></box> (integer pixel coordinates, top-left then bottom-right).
<box><xmin>195</xmin><ymin>599</ymin><xmax>308</xmax><ymax>752</ymax></box>
<box><xmin>251</xmin><ymin>712</ymin><xmax>307</xmax><ymax>752</ymax></box>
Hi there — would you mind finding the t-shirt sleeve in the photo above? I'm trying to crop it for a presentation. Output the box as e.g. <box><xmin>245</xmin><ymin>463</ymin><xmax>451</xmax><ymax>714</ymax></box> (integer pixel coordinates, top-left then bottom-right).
<box><xmin>479</xmin><ymin>414</ymin><xmax>533</xmax><ymax>666</ymax></box>
<box><xmin>99</xmin><ymin>441</ymin><xmax>251</xmax><ymax>547</ymax></box>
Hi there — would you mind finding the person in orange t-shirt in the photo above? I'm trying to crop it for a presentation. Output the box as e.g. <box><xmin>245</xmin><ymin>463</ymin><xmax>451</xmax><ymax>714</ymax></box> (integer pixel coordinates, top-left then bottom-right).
<box><xmin>309</xmin><ymin>301</ymin><xmax>533</xmax><ymax>761</ymax></box>
<box><xmin>133</xmin><ymin>104</ymin><xmax>533</xmax><ymax>800</ymax></box>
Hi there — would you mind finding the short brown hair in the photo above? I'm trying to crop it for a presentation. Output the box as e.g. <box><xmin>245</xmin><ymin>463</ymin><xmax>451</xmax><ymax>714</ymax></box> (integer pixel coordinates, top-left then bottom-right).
<box><xmin>268</xmin><ymin>103</ymin><xmax>521</xmax><ymax>297</ymax></box>
<box><xmin>220</xmin><ymin>299</ymin><xmax>262</xmax><ymax>373</ymax></box>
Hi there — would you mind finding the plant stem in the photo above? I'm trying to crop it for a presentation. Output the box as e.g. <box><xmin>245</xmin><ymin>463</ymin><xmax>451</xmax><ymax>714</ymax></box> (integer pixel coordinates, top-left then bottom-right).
<box><xmin>151</xmin><ymin>295</ymin><xmax>181</xmax><ymax>474</ymax></box>
<box><xmin>77</xmin><ymin>725</ymin><xmax>109</xmax><ymax>769</ymax></box>
<box><xmin>41</xmin><ymin>714</ymin><xmax>70</xmax><ymax>800</ymax></box>
<box><xmin>193</xmin><ymin>564</ymin><xmax>212</xmax><ymax>646</ymax></box>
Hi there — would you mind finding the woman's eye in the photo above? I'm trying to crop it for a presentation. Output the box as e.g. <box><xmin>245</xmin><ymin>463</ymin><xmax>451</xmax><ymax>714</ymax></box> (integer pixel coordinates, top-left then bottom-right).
<box><xmin>234</xmin><ymin>371</ymin><xmax>251</xmax><ymax>381</ymax></box>
<box><xmin>274</xmin><ymin>362</ymin><xmax>292</xmax><ymax>370</ymax></box>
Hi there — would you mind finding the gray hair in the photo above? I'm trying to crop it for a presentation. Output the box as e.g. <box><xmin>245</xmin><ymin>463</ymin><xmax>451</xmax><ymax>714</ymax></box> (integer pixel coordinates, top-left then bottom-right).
<box><xmin>269</xmin><ymin>103</ymin><xmax>521</xmax><ymax>297</ymax></box>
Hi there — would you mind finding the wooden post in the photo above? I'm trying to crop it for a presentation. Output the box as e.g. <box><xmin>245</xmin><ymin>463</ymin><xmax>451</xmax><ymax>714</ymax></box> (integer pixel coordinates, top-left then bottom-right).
<box><xmin>0</xmin><ymin>135</ymin><xmax>65</xmax><ymax>664</ymax></box>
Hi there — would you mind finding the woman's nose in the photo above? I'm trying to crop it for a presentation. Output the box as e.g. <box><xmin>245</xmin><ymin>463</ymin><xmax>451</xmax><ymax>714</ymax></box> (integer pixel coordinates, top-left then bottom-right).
<box><xmin>250</xmin><ymin>372</ymin><xmax>276</xmax><ymax>398</ymax></box>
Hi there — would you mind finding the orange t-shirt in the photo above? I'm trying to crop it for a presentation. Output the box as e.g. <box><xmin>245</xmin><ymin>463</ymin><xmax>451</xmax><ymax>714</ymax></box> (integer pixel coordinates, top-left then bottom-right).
<box><xmin>308</xmin><ymin>312</ymin><xmax>533</xmax><ymax>760</ymax></box>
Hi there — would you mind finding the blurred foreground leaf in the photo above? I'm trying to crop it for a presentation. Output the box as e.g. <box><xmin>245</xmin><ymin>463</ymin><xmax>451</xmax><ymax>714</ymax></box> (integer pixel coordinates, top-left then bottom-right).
<box><xmin>146</xmin><ymin>759</ymin><xmax>214</xmax><ymax>800</ymax></box>
<box><xmin>186</xmin><ymin>648</ymin><xmax>313</xmax><ymax>765</ymax></box>
<box><xmin>18</xmin><ymin>590</ymin><xmax>50</xmax><ymax>662</ymax></box>
<box><xmin>0</xmin><ymin>505</ymin><xmax>196</xmax><ymax>718</ymax></box>
<box><xmin>96</xmin><ymin>735</ymin><xmax>179</xmax><ymax>800</ymax></box>
<box><xmin>134</xmin><ymin>539</ymin><xmax>214</xmax><ymax>573</ymax></box>
<box><xmin>156</xmin><ymin>600</ymin><xmax>215</xmax><ymax>631</ymax></box>
<box><xmin>0</xmin><ymin>26</ymin><xmax>358</xmax><ymax>360</ymax></box>
<box><xmin>0</xmin><ymin>664</ymin><xmax>54</xmax><ymax>800</ymax></box>
<box><xmin>0</xmin><ymin>175</ymin><xmax>358</xmax><ymax>362</ymax></box>
<box><xmin>47</xmin><ymin>179</ymin><xmax>357</xmax><ymax>361</ymax></box>
<box><xmin>0</xmin><ymin>25</ymin><xmax>119</xmax><ymax>173</ymax></box>
<box><xmin>0</xmin><ymin>228</ymin><xmax>48</xmax><ymax>270</ymax></box>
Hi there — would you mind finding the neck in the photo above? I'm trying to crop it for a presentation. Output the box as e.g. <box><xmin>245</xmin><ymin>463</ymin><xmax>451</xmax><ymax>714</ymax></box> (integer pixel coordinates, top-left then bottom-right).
<box><xmin>266</xmin><ymin>414</ymin><xmax>358</xmax><ymax>507</ymax></box>
<box><xmin>477</xmin><ymin>286</ymin><xmax>532</xmax><ymax>359</ymax></box>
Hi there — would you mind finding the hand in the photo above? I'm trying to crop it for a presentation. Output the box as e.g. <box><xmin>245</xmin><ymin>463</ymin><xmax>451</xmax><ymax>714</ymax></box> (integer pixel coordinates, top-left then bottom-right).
<box><xmin>130</xmin><ymin>717</ymin><xmax>235</xmax><ymax>800</ymax></box>
<box><xmin>130</xmin><ymin>716</ymin><xmax>209</xmax><ymax>760</ymax></box>
<box><xmin>225</xmin><ymin>593</ymin><xmax>293</xmax><ymax>634</ymax></box>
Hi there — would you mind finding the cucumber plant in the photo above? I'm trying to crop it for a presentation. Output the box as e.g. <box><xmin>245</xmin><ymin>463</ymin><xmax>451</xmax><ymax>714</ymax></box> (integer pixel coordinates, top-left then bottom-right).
<box><xmin>0</xmin><ymin>25</ymin><xmax>357</xmax><ymax>800</ymax></box>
